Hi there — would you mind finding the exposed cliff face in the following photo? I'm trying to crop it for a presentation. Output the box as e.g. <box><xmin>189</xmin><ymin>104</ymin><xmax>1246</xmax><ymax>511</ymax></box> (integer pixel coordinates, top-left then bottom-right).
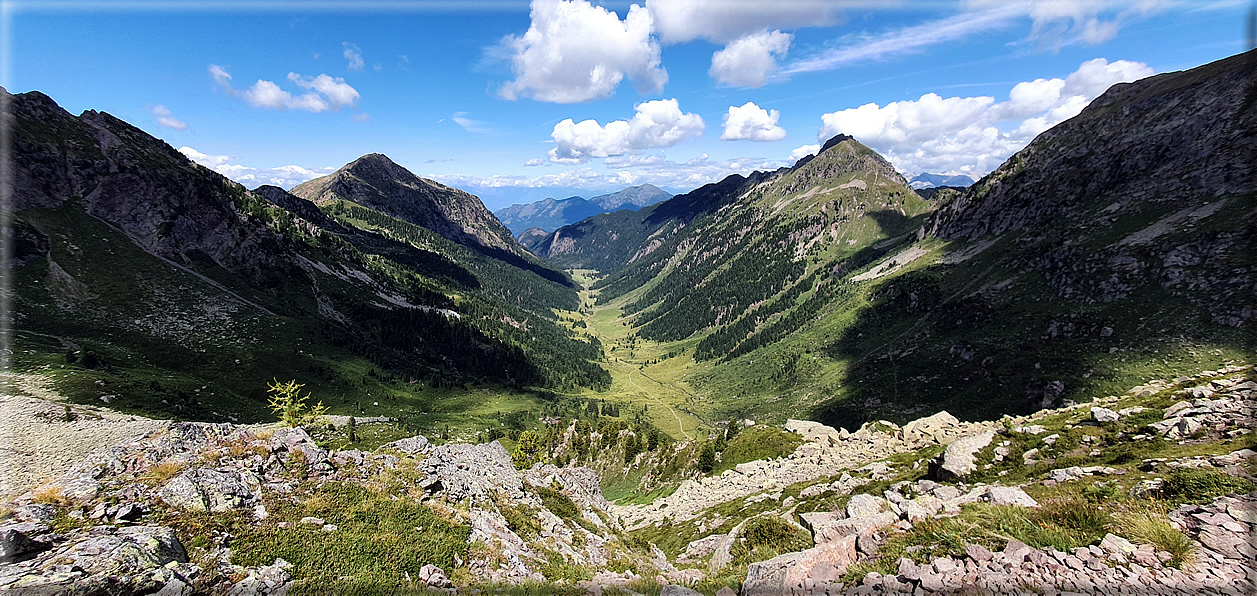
<box><xmin>932</xmin><ymin>49</ymin><xmax>1256</xmax><ymax>240</ymax></box>
<box><xmin>9</xmin><ymin>88</ymin><xmax>286</xmax><ymax>280</ymax></box>
<box><xmin>291</xmin><ymin>153</ymin><xmax>523</xmax><ymax>254</ymax></box>
<box><xmin>927</xmin><ymin>49</ymin><xmax>1256</xmax><ymax>320</ymax></box>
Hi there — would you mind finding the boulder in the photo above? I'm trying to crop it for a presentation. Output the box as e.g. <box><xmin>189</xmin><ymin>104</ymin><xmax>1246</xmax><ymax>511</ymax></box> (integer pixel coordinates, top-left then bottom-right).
<box><xmin>985</xmin><ymin>486</ymin><xmax>1039</xmax><ymax>508</ymax></box>
<box><xmin>845</xmin><ymin>494</ymin><xmax>885</xmax><ymax>519</ymax></box>
<box><xmin>783</xmin><ymin>419</ymin><xmax>843</xmax><ymax>445</ymax></box>
<box><xmin>901</xmin><ymin>410</ymin><xmax>961</xmax><ymax>444</ymax></box>
<box><xmin>158</xmin><ymin>468</ymin><xmax>261</xmax><ymax>512</ymax></box>
<box><xmin>741</xmin><ymin>535</ymin><xmax>856</xmax><ymax>595</ymax></box>
<box><xmin>1091</xmin><ymin>407</ymin><xmax>1120</xmax><ymax>423</ymax></box>
<box><xmin>2</xmin><ymin>526</ymin><xmax>188</xmax><ymax>594</ymax></box>
<box><xmin>929</xmin><ymin>430</ymin><xmax>996</xmax><ymax>481</ymax></box>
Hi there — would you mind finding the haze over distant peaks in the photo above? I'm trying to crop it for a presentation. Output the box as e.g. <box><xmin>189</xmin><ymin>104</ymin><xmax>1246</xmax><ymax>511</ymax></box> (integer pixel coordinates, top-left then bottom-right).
<box><xmin>907</xmin><ymin>172</ymin><xmax>977</xmax><ymax>189</ymax></box>
<box><xmin>494</xmin><ymin>184</ymin><xmax>671</xmax><ymax>236</ymax></box>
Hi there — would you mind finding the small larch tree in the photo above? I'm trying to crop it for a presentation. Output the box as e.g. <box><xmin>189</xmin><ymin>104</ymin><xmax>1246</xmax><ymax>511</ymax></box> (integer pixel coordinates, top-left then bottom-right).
<box><xmin>267</xmin><ymin>379</ymin><xmax>328</xmax><ymax>427</ymax></box>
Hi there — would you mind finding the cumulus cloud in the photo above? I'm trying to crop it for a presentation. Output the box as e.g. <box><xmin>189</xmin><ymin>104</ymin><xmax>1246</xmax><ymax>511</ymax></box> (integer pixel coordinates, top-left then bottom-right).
<box><xmin>645</xmin><ymin>0</ymin><xmax>842</xmax><ymax>44</ymax></box>
<box><xmin>548</xmin><ymin>98</ymin><xmax>704</xmax><ymax>163</ymax></box>
<box><xmin>498</xmin><ymin>0</ymin><xmax>666</xmax><ymax>103</ymax></box>
<box><xmin>179</xmin><ymin>146</ymin><xmax>335</xmax><ymax>189</ymax></box>
<box><xmin>147</xmin><ymin>104</ymin><xmax>188</xmax><ymax>130</ymax></box>
<box><xmin>208</xmin><ymin>64</ymin><xmax>361</xmax><ymax>113</ymax></box>
<box><xmin>709</xmin><ymin>30</ymin><xmax>793</xmax><ymax>88</ymax></box>
<box><xmin>343</xmin><ymin>42</ymin><xmax>364</xmax><ymax>71</ymax></box>
<box><xmin>817</xmin><ymin>58</ymin><xmax>1153</xmax><ymax>177</ymax></box>
<box><xmin>721</xmin><ymin>102</ymin><xmax>786</xmax><ymax>142</ymax></box>
<box><xmin>789</xmin><ymin>144</ymin><xmax>820</xmax><ymax>162</ymax></box>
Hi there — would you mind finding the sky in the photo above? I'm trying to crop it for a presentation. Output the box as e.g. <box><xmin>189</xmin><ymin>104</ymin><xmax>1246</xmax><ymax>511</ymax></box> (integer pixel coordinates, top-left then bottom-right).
<box><xmin>4</xmin><ymin>0</ymin><xmax>1253</xmax><ymax>210</ymax></box>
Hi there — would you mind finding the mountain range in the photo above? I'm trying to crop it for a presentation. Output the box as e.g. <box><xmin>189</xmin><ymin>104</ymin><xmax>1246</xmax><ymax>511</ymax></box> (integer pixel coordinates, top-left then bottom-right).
<box><xmin>6</xmin><ymin>49</ymin><xmax>1253</xmax><ymax>439</ymax></box>
<box><xmin>907</xmin><ymin>172</ymin><xmax>976</xmax><ymax>189</ymax></box>
<box><xmin>492</xmin><ymin>184</ymin><xmax>672</xmax><ymax>236</ymax></box>
<box><xmin>7</xmin><ymin>87</ymin><xmax>608</xmax><ymax>425</ymax></box>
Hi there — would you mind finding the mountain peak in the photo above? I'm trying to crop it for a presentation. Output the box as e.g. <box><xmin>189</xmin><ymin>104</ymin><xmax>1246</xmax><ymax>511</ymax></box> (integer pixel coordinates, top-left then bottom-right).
<box><xmin>293</xmin><ymin>154</ymin><xmax>523</xmax><ymax>254</ymax></box>
<box><xmin>819</xmin><ymin>133</ymin><xmax>855</xmax><ymax>154</ymax></box>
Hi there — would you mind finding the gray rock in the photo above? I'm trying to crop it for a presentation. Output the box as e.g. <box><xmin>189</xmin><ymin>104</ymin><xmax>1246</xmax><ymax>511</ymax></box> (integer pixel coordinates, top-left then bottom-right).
<box><xmin>418</xmin><ymin>440</ymin><xmax>523</xmax><ymax>502</ymax></box>
<box><xmin>742</xmin><ymin>535</ymin><xmax>856</xmax><ymax>595</ymax></box>
<box><xmin>158</xmin><ymin>468</ymin><xmax>261</xmax><ymax>512</ymax></box>
<box><xmin>930</xmin><ymin>430</ymin><xmax>996</xmax><ymax>480</ymax></box>
<box><xmin>846</xmin><ymin>494</ymin><xmax>885</xmax><ymax>518</ymax></box>
<box><xmin>379</xmin><ymin>435</ymin><xmax>431</xmax><ymax>454</ymax></box>
<box><xmin>966</xmin><ymin>543</ymin><xmax>993</xmax><ymax>562</ymax></box>
<box><xmin>1091</xmin><ymin>407</ymin><xmax>1120</xmax><ymax>423</ymax></box>
<box><xmin>901</xmin><ymin>411</ymin><xmax>961</xmax><ymax>444</ymax></box>
<box><xmin>985</xmin><ymin>486</ymin><xmax>1039</xmax><ymax>508</ymax></box>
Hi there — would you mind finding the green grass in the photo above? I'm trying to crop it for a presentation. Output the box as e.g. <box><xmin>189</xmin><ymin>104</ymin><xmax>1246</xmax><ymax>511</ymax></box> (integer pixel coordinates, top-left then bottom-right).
<box><xmin>170</xmin><ymin>482</ymin><xmax>472</xmax><ymax>596</ymax></box>
<box><xmin>730</xmin><ymin>515</ymin><xmax>813</xmax><ymax>567</ymax></box>
<box><xmin>712</xmin><ymin>426</ymin><xmax>803</xmax><ymax>475</ymax></box>
<box><xmin>1111</xmin><ymin>507</ymin><xmax>1196</xmax><ymax>569</ymax></box>
<box><xmin>1158</xmin><ymin>467</ymin><xmax>1256</xmax><ymax>505</ymax></box>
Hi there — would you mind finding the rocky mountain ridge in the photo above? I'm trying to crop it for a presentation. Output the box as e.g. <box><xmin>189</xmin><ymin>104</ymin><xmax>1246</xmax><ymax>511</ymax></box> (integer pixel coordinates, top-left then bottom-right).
<box><xmin>292</xmin><ymin>153</ymin><xmax>523</xmax><ymax>255</ymax></box>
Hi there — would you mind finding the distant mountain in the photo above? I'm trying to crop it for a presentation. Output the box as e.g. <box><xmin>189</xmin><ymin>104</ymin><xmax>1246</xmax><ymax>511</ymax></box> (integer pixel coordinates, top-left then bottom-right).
<box><xmin>589</xmin><ymin>183</ymin><xmax>672</xmax><ymax>211</ymax></box>
<box><xmin>908</xmin><ymin>172</ymin><xmax>975</xmax><ymax>189</ymax></box>
<box><xmin>494</xmin><ymin>184</ymin><xmax>671</xmax><ymax>236</ymax></box>
<box><xmin>495</xmin><ymin>196</ymin><xmax>604</xmax><ymax>236</ymax></box>
<box><xmin>7</xmin><ymin>87</ymin><xmax>608</xmax><ymax>423</ymax></box>
<box><xmin>913</xmin><ymin>185</ymin><xmax>967</xmax><ymax>201</ymax></box>
<box><xmin>292</xmin><ymin>154</ymin><xmax>522</xmax><ymax>254</ymax></box>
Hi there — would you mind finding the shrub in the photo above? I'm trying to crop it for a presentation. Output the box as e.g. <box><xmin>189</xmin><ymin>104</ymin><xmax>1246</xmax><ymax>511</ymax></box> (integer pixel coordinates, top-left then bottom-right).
<box><xmin>731</xmin><ymin>515</ymin><xmax>812</xmax><ymax>566</ymax></box>
<box><xmin>536</xmin><ymin>486</ymin><xmax>579</xmax><ymax>521</ymax></box>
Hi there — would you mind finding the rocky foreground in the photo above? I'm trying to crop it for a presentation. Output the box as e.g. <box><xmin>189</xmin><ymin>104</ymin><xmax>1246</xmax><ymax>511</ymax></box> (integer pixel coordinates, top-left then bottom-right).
<box><xmin>1</xmin><ymin>365</ymin><xmax>1254</xmax><ymax>595</ymax></box>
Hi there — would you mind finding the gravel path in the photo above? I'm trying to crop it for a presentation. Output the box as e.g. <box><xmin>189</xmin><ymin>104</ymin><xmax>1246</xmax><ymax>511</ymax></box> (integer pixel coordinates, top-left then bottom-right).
<box><xmin>0</xmin><ymin>372</ymin><xmax>168</xmax><ymax>499</ymax></box>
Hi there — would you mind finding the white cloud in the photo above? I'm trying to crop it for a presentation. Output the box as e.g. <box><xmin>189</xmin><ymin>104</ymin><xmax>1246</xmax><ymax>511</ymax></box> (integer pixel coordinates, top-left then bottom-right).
<box><xmin>435</xmin><ymin>153</ymin><xmax>781</xmax><ymax>193</ymax></box>
<box><xmin>709</xmin><ymin>30</ymin><xmax>793</xmax><ymax>88</ymax></box>
<box><xmin>498</xmin><ymin>0</ymin><xmax>666</xmax><ymax>103</ymax></box>
<box><xmin>351</xmin><ymin>113</ymin><xmax>371</xmax><ymax>122</ymax></box>
<box><xmin>343</xmin><ymin>42</ymin><xmax>364</xmax><ymax>71</ymax></box>
<box><xmin>785</xmin><ymin>7</ymin><xmax>1021</xmax><ymax>75</ymax></box>
<box><xmin>1012</xmin><ymin>0</ymin><xmax>1168</xmax><ymax>47</ymax></box>
<box><xmin>645</xmin><ymin>0</ymin><xmax>842</xmax><ymax>44</ymax></box>
<box><xmin>179</xmin><ymin>146</ymin><xmax>334</xmax><ymax>189</ymax></box>
<box><xmin>789</xmin><ymin>144</ymin><xmax>820</xmax><ymax>162</ymax></box>
<box><xmin>548</xmin><ymin>98</ymin><xmax>704</xmax><ymax>163</ymax></box>
<box><xmin>208</xmin><ymin>64</ymin><xmax>361</xmax><ymax>113</ymax></box>
<box><xmin>147</xmin><ymin>104</ymin><xmax>188</xmax><ymax>130</ymax></box>
<box><xmin>787</xmin><ymin>2</ymin><xmax>1167</xmax><ymax>77</ymax></box>
<box><xmin>721</xmin><ymin>102</ymin><xmax>786</xmax><ymax>142</ymax></box>
<box><xmin>288</xmin><ymin>73</ymin><xmax>360</xmax><ymax>109</ymax></box>
<box><xmin>817</xmin><ymin>58</ymin><xmax>1154</xmax><ymax>177</ymax></box>
<box><xmin>451</xmin><ymin>112</ymin><xmax>494</xmax><ymax>135</ymax></box>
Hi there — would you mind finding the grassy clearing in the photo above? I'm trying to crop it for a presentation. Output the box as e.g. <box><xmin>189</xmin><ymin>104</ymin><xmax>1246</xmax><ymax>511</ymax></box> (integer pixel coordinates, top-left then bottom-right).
<box><xmin>712</xmin><ymin>426</ymin><xmax>803</xmax><ymax>475</ymax></box>
<box><xmin>226</xmin><ymin>482</ymin><xmax>470</xmax><ymax>595</ymax></box>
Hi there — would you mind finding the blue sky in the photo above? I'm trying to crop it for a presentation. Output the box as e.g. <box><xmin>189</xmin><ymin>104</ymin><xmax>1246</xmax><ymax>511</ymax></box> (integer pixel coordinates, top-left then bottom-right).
<box><xmin>4</xmin><ymin>0</ymin><xmax>1252</xmax><ymax>209</ymax></box>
